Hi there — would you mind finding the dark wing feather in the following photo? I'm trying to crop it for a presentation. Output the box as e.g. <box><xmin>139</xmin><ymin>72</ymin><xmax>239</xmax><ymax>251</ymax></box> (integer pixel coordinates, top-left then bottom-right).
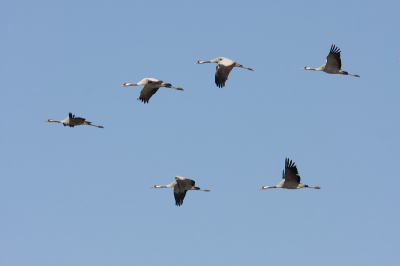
<box><xmin>173</xmin><ymin>178</ymin><xmax>196</xmax><ymax>206</ymax></box>
<box><xmin>326</xmin><ymin>44</ymin><xmax>342</xmax><ymax>69</ymax></box>
<box><xmin>139</xmin><ymin>85</ymin><xmax>159</xmax><ymax>104</ymax></box>
<box><xmin>174</xmin><ymin>184</ymin><xmax>187</xmax><ymax>206</ymax></box>
<box><xmin>284</xmin><ymin>158</ymin><xmax>301</xmax><ymax>184</ymax></box>
<box><xmin>73</xmin><ymin>116</ymin><xmax>86</xmax><ymax>121</ymax></box>
<box><xmin>69</xmin><ymin>112</ymin><xmax>86</xmax><ymax>123</ymax></box>
<box><xmin>215</xmin><ymin>63</ymin><xmax>235</xmax><ymax>88</ymax></box>
<box><xmin>187</xmin><ymin>179</ymin><xmax>195</xmax><ymax>187</ymax></box>
<box><xmin>147</xmin><ymin>80</ymin><xmax>163</xmax><ymax>85</ymax></box>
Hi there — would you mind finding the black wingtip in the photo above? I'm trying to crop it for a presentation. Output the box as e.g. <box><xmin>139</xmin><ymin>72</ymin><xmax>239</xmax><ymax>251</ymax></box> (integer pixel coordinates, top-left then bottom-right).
<box><xmin>330</xmin><ymin>44</ymin><xmax>341</xmax><ymax>54</ymax></box>
<box><xmin>285</xmin><ymin>158</ymin><xmax>296</xmax><ymax>168</ymax></box>
<box><xmin>138</xmin><ymin>98</ymin><xmax>149</xmax><ymax>104</ymax></box>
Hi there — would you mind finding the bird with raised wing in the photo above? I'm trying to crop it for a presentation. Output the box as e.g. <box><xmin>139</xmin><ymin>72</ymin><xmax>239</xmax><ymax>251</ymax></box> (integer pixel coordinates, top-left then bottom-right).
<box><xmin>45</xmin><ymin>113</ymin><xmax>104</xmax><ymax>128</ymax></box>
<box><xmin>120</xmin><ymin>78</ymin><xmax>183</xmax><ymax>103</ymax></box>
<box><xmin>301</xmin><ymin>45</ymin><xmax>360</xmax><ymax>77</ymax></box>
<box><xmin>259</xmin><ymin>158</ymin><xmax>320</xmax><ymax>190</ymax></box>
<box><xmin>194</xmin><ymin>57</ymin><xmax>253</xmax><ymax>88</ymax></box>
<box><xmin>151</xmin><ymin>176</ymin><xmax>210</xmax><ymax>206</ymax></box>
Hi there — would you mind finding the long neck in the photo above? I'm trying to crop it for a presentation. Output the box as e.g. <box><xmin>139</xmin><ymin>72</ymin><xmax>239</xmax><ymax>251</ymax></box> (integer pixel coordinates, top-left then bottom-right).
<box><xmin>195</xmin><ymin>60</ymin><xmax>212</xmax><ymax>64</ymax></box>
<box><xmin>259</xmin><ymin>186</ymin><xmax>277</xmax><ymax>190</ymax></box>
<box><xmin>303</xmin><ymin>66</ymin><xmax>317</xmax><ymax>71</ymax></box>
<box><xmin>121</xmin><ymin>83</ymin><xmax>138</xmax><ymax>87</ymax></box>
<box><xmin>46</xmin><ymin>119</ymin><xmax>61</xmax><ymax>123</ymax></box>
<box><xmin>155</xmin><ymin>182</ymin><xmax>175</xmax><ymax>188</ymax></box>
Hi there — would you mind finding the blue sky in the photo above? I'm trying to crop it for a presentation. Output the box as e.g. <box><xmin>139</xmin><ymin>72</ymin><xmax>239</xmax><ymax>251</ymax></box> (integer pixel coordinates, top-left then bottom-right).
<box><xmin>1</xmin><ymin>1</ymin><xmax>399</xmax><ymax>265</ymax></box>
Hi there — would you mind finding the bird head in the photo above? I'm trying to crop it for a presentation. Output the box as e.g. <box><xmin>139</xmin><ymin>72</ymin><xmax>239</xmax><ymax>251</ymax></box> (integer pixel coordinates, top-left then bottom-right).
<box><xmin>120</xmin><ymin>83</ymin><xmax>129</xmax><ymax>87</ymax></box>
<box><xmin>258</xmin><ymin>186</ymin><xmax>270</xmax><ymax>190</ymax></box>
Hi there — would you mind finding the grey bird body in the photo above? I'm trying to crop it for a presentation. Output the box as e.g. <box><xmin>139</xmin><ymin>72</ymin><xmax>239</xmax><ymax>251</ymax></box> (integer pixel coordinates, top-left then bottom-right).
<box><xmin>194</xmin><ymin>57</ymin><xmax>253</xmax><ymax>88</ymax></box>
<box><xmin>45</xmin><ymin>113</ymin><xmax>104</xmax><ymax>128</ymax></box>
<box><xmin>151</xmin><ymin>176</ymin><xmax>210</xmax><ymax>206</ymax></box>
<box><xmin>120</xmin><ymin>78</ymin><xmax>183</xmax><ymax>103</ymax></box>
<box><xmin>301</xmin><ymin>45</ymin><xmax>360</xmax><ymax>77</ymax></box>
<box><xmin>259</xmin><ymin>158</ymin><xmax>320</xmax><ymax>190</ymax></box>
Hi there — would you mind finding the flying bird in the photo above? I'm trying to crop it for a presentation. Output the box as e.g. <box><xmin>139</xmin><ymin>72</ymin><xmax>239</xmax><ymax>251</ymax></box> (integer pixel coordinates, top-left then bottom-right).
<box><xmin>120</xmin><ymin>78</ymin><xmax>183</xmax><ymax>103</ymax></box>
<box><xmin>45</xmin><ymin>113</ymin><xmax>104</xmax><ymax>128</ymax></box>
<box><xmin>259</xmin><ymin>158</ymin><xmax>320</xmax><ymax>190</ymax></box>
<box><xmin>301</xmin><ymin>45</ymin><xmax>360</xmax><ymax>77</ymax></box>
<box><xmin>194</xmin><ymin>57</ymin><xmax>253</xmax><ymax>88</ymax></box>
<box><xmin>151</xmin><ymin>176</ymin><xmax>210</xmax><ymax>206</ymax></box>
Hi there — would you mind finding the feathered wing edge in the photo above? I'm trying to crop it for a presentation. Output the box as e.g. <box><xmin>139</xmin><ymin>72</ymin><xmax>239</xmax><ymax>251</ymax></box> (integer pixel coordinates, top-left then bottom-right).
<box><xmin>284</xmin><ymin>158</ymin><xmax>301</xmax><ymax>183</ymax></box>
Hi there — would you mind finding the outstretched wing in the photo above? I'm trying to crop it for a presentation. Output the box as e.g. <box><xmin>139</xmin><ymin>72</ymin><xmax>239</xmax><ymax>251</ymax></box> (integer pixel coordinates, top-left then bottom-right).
<box><xmin>284</xmin><ymin>158</ymin><xmax>301</xmax><ymax>184</ymax></box>
<box><xmin>215</xmin><ymin>63</ymin><xmax>235</xmax><ymax>88</ymax></box>
<box><xmin>173</xmin><ymin>178</ymin><xmax>196</xmax><ymax>206</ymax></box>
<box><xmin>174</xmin><ymin>189</ymin><xmax>187</xmax><ymax>206</ymax></box>
<box><xmin>326</xmin><ymin>44</ymin><xmax>342</xmax><ymax>69</ymax></box>
<box><xmin>139</xmin><ymin>84</ymin><xmax>159</xmax><ymax>104</ymax></box>
<box><xmin>174</xmin><ymin>181</ymin><xmax>187</xmax><ymax>206</ymax></box>
<box><xmin>69</xmin><ymin>112</ymin><xmax>86</xmax><ymax>123</ymax></box>
<box><xmin>184</xmin><ymin>178</ymin><xmax>196</xmax><ymax>188</ymax></box>
<box><xmin>73</xmin><ymin>116</ymin><xmax>86</xmax><ymax>121</ymax></box>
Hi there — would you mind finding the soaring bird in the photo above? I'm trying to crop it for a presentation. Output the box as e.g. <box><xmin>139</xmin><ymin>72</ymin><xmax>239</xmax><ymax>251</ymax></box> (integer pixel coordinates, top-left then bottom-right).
<box><xmin>45</xmin><ymin>113</ymin><xmax>104</xmax><ymax>128</ymax></box>
<box><xmin>151</xmin><ymin>176</ymin><xmax>210</xmax><ymax>206</ymax></box>
<box><xmin>259</xmin><ymin>158</ymin><xmax>320</xmax><ymax>190</ymax></box>
<box><xmin>194</xmin><ymin>57</ymin><xmax>253</xmax><ymax>88</ymax></box>
<box><xmin>301</xmin><ymin>45</ymin><xmax>360</xmax><ymax>77</ymax></box>
<box><xmin>120</xmin><ymin>78</ymin><xmax>183</xmax><ymax>103</ymax></box>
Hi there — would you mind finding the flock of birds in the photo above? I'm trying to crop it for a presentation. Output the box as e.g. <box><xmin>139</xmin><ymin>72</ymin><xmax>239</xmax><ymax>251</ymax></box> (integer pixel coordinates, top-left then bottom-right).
<box><xmin>45</xmin><ymin>44</ymin><xmax>361</xmax><ymax>206</ymax></box>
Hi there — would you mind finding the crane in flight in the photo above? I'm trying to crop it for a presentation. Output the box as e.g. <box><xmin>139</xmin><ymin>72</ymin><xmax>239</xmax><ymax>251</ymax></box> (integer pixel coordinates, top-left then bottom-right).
<box><xmin>259</xmin><ymin>158</ymin><xmax>320</xmax><ymax>190</ymax></box>
<box><xmin>45</xmin><ymin>113</ymin><xmax>104</xmax><ymax>128</ymax></box>
<box><xmin>301</xmin><ymin>45</ymin><xmax>360</xmax><ymax>77</ymax></box>
<box><xmin>194</xmin><ymin>57</ymin><xmax>253</xmax><ymax>88</ymax></box>
<box><xmin>151</xmin><ymin>176</ymin><xmax>210</xmax><ymax>206</ymax></box>
<box><xmin>120</xmin><ymin>78</ymin><xmax>183</xmax><ymax>103</ymax></box>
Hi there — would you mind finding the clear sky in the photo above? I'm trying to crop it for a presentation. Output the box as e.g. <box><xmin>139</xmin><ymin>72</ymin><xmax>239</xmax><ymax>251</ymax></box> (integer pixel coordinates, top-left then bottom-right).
<box><xmin>1</xmin><ymin>1</ymin><xmax>399</xmax><ymax>265</ymax></box>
